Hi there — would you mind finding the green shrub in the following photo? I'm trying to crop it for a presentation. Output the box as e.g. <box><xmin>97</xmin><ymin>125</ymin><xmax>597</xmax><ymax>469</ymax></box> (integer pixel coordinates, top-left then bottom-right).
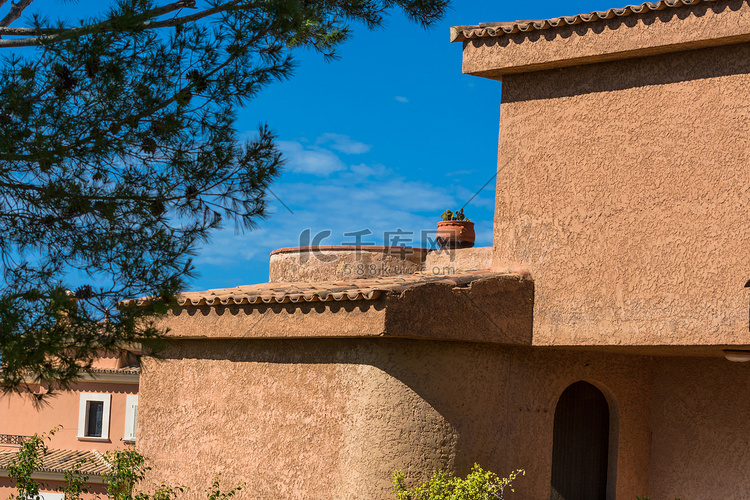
<box><xmin>6</xmin><ymin>432</ymin><xmax>241</xmax><ymax>500</ymax></box>
<box><xmin>393</xmin><ymin>464</ymin><xmax>525</xmax><ymax>500</ymax></box>
<box><xmin>6</xmin><ymin>428</ymin><xmax>92</xmax><ymax>500</ymax></box>
<box><xmin>7</xmin><ymin>430</ymin><xmax>53</xmax><ymax>500</ymax></box>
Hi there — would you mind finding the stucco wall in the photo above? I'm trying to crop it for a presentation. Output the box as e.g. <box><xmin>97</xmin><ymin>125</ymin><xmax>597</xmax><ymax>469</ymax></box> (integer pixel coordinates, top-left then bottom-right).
<box><xmin>158</xmin><ymin>300</ymin><xmax>387</xmax><ymax>340</ymax></box>
<box><xmin>139</xmin><ymin>340</ymin><xmax>653</xmax><ymax>499</ymax></box>
<box><xmin>269</xmin><ymin>247</ymin><xmax>428</xmax><ymax>282</ymax></box>
<box><xmin>158</xmin><ymin>274</ymin><xmax>534</xmax><ymax>345</ymax></box>
<box><xmin>500</xmin><ymin>347</ymin><xmax>653</xmax><ymax>500</ymax></box>
<box><xmin>648</xmin><ymin>356</ymin><xmax>750</xmax><ymax>499</ymax></box>
<box><xmin>494</xmin><ymin>42</ymin><xmax>750</xmax><ymax>346</ymax></box>
<box><xmin>422</xmin><ymin>247</ymin><xmax>493</xmax><ymax>272</ymax></box>
<box><xmin>460</xmin><ymin>0</ymin><xmax>750</xmax><ymax>80</ymax></box>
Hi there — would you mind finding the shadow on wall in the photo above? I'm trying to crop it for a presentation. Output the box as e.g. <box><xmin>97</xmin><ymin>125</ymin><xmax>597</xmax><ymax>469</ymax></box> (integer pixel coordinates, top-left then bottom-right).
<box><xmin>159</xmin><ymin>338</ymin><xmax>520</xmax><ymax>475</ymax></box>
<box><xmin>501</xmin><ymin>37</ymin><xmax>750</xmax><ymax>103</ymax></box>
<box><xmin>148</xmin><ymin>337</ymin><xmax>667</xmax><ymax>499</ymax></box>
<box><xmin>176</xmin><ymin>299</ymin><xmax>385</xmax><ymax>319</ymax></box>
<box><xmin>477</xmin><ymin>0</ymin><xmax>746</xmax><ymax>63</ymax></box>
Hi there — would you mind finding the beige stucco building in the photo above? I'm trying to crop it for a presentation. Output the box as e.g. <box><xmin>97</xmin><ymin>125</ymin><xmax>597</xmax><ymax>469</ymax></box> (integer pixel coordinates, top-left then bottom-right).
<box><xmin>137</xmin><ymin>0</ymin><xmax>750</xmax><ymax>499</ymax></box>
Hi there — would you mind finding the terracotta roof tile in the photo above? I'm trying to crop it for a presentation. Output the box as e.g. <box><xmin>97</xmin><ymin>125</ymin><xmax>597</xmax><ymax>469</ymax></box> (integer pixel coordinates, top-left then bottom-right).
<box><xmin>450</xmin><ymin>0</ymin><xmax>717</xmax><ymax>42</ymax></box>
<box><xmin>159</xmin><ymin>270</ymin><xmax>504</xmax><ymax>307</ymax></box>
<box><xmin>0</xmin><ymin>448</ymin><xmax>110</xmax><ymax>476</ymax></box>
<box><xmin>89</xmin><ymin>367</ymin><xmax>140</xmax><ymax>375</ymax></box>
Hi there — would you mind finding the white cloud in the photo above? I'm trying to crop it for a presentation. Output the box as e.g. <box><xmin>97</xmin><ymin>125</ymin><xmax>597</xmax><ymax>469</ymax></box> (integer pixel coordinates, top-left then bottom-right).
<box><xmin>349</xmin><ymin>163</ymin><xmax>389</xmax><ymax>177</ymax></box>
<box><xmin>316</xmin><ymin>133</ymin><xmax>371</xmax><ymax>155</ymax></box>
<box><xmin>445</xmin><ymin>169</ymin><xmax>476</xmax><ymax>177</ymax></box>
<box><xmin>192</xmin><ymin>173</ymin><xmax>459</xmax><ymax>272</ymax></box>
<box><xmin>277</xmin><ymin>140</ymin><xmax>346</xmax><ymax>175</ymax></box>
<box><xmin>189</xmin><ymin>137</ymin><xmax>496</xmax><ymax>290</ymax></box>
<box><xmin>394</xmin><ymin>96</ymin><xmax>409</xmax><ymax>103</ymax></box>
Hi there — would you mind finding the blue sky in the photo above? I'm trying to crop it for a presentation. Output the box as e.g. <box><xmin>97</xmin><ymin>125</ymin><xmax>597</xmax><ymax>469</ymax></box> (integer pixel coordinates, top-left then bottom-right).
<box><xmin>187</xmin><ymin>0</ymin><xmax>619</xmax><ymax>290</ymax></box>
<box><xmin>36</xmin><ymin>0</ymin><xmax>618</xmax><ymax>291</ymax></box>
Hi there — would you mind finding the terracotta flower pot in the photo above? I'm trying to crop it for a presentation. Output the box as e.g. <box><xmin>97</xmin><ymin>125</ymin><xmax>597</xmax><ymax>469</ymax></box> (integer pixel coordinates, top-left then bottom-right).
<box><xmin>436</xmin><ymin>220</ymin><xmax>475</xmax><ymax>249</ymax></box>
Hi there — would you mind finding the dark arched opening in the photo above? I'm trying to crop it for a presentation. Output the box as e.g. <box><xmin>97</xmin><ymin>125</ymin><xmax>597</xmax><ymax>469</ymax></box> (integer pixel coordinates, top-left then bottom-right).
<box><xmin>550</xmin><ymin>381</ymin><xmax>610</xmax><ymax>500</ymax></box>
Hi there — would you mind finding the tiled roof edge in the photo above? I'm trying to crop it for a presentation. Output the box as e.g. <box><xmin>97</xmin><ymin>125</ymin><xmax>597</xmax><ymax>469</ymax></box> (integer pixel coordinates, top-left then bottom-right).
<box><xmin>0</xmin><ymin>449</ymin><xmax>110</xmax><ymax>476</ymax></box>
<box><xmin>91</xmin><ymin>449</ymin><xmax>110</xmax><ymax>470</ymax></box>
<box><xmin>135</xmin><ymin>270</ymin><xmax>506</xmax><ymax>308</ymax></box>
<box><xmin>89</xmin><ymin>367</ymin><xmax>140</xmax><ymax>375</ymax></box>
<box><xmin>450</xmin><ymin>0</ymin><xmax>718</xmax><ymax>42</ymax></box>
<box><xmin>172</xmin><ymin>289</ymin><xmax>385</xmax><ymax>307</ymax></box>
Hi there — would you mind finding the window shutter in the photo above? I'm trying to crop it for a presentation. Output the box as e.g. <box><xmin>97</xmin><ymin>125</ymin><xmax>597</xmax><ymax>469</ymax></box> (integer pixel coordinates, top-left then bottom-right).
<box><xmin>124</xmin><ymin>395</ymin><xmax>139</xmax><ymax>442</ymax></box>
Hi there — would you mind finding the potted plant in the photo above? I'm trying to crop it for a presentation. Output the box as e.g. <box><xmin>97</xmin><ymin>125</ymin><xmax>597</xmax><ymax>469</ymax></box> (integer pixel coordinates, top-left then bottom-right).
<box><xmin>436</xmin><ymin>208</ymin><xmax>475</xmax><ymax>249</ymax></box>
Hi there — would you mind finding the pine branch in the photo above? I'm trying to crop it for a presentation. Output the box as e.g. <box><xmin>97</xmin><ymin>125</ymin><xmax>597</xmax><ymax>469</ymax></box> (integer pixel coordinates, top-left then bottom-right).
<box><xmin>0</xmin><ymin>0</ymin><xmax>242</xmax><ymax>48</ymax></box>
<box><xmin>0</xmin><ymin>0</ymin><xmax>33</xmax><ymax>28</ymax></box>
<box><xmin>0</xmin><ymin>0</ymin><xmax>448</xmax><ymax>395</ymax></box>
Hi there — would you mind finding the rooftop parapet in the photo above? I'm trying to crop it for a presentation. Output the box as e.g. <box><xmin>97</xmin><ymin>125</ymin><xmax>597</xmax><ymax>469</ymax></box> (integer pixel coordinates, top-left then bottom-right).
<box><xmin>156</xmin><ymin>270</ymin><xmax>534</xmax><ymax>345</ymax></box>
<box><xmin>451</xmin><ymin>0</ymin><xmax>750</xmax><ymax>79</ymax></box>
<box><xmin>269</xmin><ymin>245</ymin><xmax>430</xmax><ymax>282</ymax></box>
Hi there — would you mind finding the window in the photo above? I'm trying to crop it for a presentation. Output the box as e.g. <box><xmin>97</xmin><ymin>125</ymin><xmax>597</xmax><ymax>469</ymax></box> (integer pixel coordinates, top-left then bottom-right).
<box><xmin>78</xmin><ymin>393</ymin><xmax>111</xmax><ymax>441</ymax></box>
<box><xmin>123</xmin><ymin>394</ymin><xmax>138</xmax><ymax>443</ymax></box>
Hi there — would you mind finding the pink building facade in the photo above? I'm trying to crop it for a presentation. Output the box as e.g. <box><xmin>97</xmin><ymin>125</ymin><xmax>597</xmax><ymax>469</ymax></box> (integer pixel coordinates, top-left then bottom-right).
<box><xmin>0</xmin><ymin>352</ymin><xmax>139</xmax><ymax>498</ymax></box>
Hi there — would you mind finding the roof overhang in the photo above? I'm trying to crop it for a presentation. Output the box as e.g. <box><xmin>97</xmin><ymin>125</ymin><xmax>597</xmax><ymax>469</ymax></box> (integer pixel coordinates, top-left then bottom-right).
<box><xmin>78</xmin><ymin>370</ymin><xmax>139</xmax><ymax>384</ymax></box>
<box><xmin>453</xmin><ymin>0</ymin><xmax>750</xmax><ymax>80</ymax></box>
<box><xmin>21</xmin><ymin>369</ymin><xmax>139</xmax><ymax>385</ymax></box>
<box><xmin>0</xmin><ymin>469</ymin><xmax>105</xmax><ymax>484</ymax></box>
<box><xmin>156</xmin><ymin>272</ymin><xmax>534</xmax><ymax>345</ymax></box>
<box><xmin>0</xmin><ymin>449</ymin><xmax>109</xmax><ymax>483</ymax></box>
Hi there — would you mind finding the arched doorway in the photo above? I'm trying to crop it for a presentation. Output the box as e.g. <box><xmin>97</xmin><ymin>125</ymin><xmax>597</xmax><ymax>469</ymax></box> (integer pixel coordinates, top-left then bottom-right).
<box><xmin>550</xmin><ymin>381</ymin><xmax>610</xmax><ymax>500</ymax></box>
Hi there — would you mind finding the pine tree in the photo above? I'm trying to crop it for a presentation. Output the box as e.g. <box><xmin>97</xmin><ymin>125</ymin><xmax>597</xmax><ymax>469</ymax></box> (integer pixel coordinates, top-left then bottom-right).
<box><xmin>0</xmin><ymin>0</ymin><xmax>448</xmax><ymax>393</ymax></box>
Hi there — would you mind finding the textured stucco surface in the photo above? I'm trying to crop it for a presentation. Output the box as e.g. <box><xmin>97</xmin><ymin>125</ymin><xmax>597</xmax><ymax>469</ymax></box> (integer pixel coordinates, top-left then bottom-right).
<box><xmin>158</xmin><ymin>300</ymin><xmax>387</xmax><ymax>339</ymax></box>
<box><xmin>648</xmin><ymin>357</ymin><xmax>750</xmax><ymax>499</ymax></box>
<box><xmin>493</xmin><ymin>42</ymin><xmax>750</xmax><ymax>346</ymax></box>
<box><xmin>423</xmin><ymin>246</ymin><xmax>493</xmax><ymax>272</ymax></box>
<box><xmin>382</xmin><ymin>275</ymin><xmax>533</xmax><ymax>344</ymax></box>
<box><xmin>139</xmin><ymin>341</ymin><xmax>654</xmax><ymax>499</ymax></box>
<box><xmin>269</xmin><ymin>248</ymin><xmax>428</xmax><ymax>282</ymax></box>
<box><xmin>462</xmin><ymin>0</ymin><xmax>750</xmax><ymax>79</ymax></box>
<box><xmin>268</xmin><ymin>246</ymin><xmax>493</xmax><ymax>283</ymax></box>
<box><xmin>469</xmin><ymin>347</ymin><xmax>654</xmax><ymax>500</ymax></box>
<box><xmin>158</xmin><ymin>275</ymin><xmax>534</xmax><ymax>345</ymax></box>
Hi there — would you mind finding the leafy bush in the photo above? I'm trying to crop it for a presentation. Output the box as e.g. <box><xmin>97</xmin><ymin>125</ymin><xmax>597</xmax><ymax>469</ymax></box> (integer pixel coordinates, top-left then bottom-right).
<box><xmin>393</xmin><ymin>464</ymin><xmax>525</xmax><ymax>500</ymax></box>
<box><xmin>7</xmin><ymin>430</ymin><xmax>57</xmax><ymax>500</ymax></box>
<box><xmin>8</xmin><ymin>428</ymin><xmax>92</xmax><ymax>500</ymax></box>
<box><xmin>6</xmin><ymin>432</ymin><xmax>241</xmax><ymax>499</ymax></box>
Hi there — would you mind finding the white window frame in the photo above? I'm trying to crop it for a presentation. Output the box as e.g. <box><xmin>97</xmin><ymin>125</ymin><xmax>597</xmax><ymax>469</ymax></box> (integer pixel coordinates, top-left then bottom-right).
<box><xmin>123</xmin><ymin>394</ymin><xmax>138</xmax><ymax>443</ymax></box>
<box><xmin>77</xmin><ymin>393</ymin><xmax>111</xmax><ymax>441</ymax></box>
<box><xmin>39</xmin><ymin>493</ymin><xmax>65</xmax><ymax>500</ymax></box>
